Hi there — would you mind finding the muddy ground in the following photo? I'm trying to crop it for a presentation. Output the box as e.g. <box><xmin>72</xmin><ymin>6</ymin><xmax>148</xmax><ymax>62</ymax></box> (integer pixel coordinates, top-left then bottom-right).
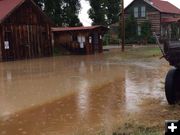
<box><xmin>0</xmin><ymin>46</ymin><xmax>180</xmax><ymax>135</ymax></box>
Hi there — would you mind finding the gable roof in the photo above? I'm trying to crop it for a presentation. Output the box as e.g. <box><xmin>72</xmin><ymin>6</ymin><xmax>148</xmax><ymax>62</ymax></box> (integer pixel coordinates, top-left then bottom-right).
<box><xmin>146</xmin><ymin>0</ymin><xmax>180</xmax><ymax>14</ymax></box>
<box><xmin>125</xmin><ymin>0</ymin><xmax>180</xmax><ymax>14</ymax></box>
<box><xmin>0</xmin><ymin>0</ymin><xmax>52</xmax><ymax>24</ymax></box>
<box><xmin>0</xmin><ymin>0</ymin><xmax>24</xmax><ymax>23</ymax></box>
<box><xmin>51</xmin><ymin>26</ymin><xmax>108</xmax><ymax>32</ymax></box>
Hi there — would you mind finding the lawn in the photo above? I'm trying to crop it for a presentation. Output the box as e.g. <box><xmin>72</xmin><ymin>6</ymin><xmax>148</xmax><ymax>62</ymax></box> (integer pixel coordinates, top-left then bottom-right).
<box><xmin>108</xmin><ymin>46</ymin><xmax>162</xmax><ymax>59</ymax></box>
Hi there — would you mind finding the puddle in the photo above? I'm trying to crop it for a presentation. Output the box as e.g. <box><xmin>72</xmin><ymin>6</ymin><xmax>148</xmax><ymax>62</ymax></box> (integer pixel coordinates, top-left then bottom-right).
<box><xmin>0</xmin><ymin>48</ymin><xmax>178</xmax><ymax>135</ymax></box>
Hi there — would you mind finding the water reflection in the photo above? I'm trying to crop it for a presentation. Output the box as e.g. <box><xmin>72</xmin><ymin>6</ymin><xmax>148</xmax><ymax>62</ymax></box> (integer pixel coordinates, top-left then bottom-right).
<box><xmin>77</xmin><ymin>79</ymin><xmax>89</xmax><ymax>117</ymax></box>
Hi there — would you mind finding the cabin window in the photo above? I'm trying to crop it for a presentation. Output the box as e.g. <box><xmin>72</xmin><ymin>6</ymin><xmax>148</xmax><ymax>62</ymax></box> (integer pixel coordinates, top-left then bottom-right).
<box><xmin>78</xmin><ymin>35</ymin><xmax>85</xmax><ymax>48</ymax></box>
<box><xmin>141</xmin><ymin>6</ymin><xmax>146</xmax><ymax>17</ymax></box>
<box><xmin>137</xmin><ymin>25</ymin><xmax>141</xmax><ymax>36</ymax></box>
<box><xmin>134</xmin><ymin>7</ymin><xmax>139</xmax><ymax>18</ymax></box>
<box><xmin>89</xmin><ymin>36</ymin><xmax>92</xmax><ymax>43</ymax></box>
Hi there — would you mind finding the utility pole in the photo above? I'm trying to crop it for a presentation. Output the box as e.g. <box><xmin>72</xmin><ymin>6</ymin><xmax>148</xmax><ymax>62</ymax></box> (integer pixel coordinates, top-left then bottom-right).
<box><xmin>120</xmin><ymin>0</ymin><xmax>125</xmax><ymax>52</ymax></box>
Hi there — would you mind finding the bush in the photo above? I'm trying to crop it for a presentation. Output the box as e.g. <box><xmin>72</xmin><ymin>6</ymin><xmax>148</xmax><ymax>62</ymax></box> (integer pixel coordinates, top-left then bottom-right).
<box><xmin>148</xmin><ymin>36</ymin><xmax>156</xmax><ymax>44</ymax></box>
<box><xmin>103</xmin><ymin>33</ymin><xmax>110</xmax><ymax>45</ymax></box>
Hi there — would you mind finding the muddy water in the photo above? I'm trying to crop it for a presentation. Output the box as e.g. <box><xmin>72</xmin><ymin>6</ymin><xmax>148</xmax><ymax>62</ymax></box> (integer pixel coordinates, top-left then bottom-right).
<box><xmin>0</xmin><ymin>51</ymin><xmax>173</xmax><ymax>135</ymax></box>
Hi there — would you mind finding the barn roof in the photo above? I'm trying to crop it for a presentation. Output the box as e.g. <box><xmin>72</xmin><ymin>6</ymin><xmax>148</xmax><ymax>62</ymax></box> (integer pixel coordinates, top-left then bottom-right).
<box><xmin>0</xmin><ymin>0</ymin><xmax>24</xmax><ymax>23</ymax></box>
<box><xmin>0</xmin><ymin>0</ymin><xmax>52</xmax><ymax>24</ymax></box>
<box><xmin>51</xmin><ymin>26</ymin><xmax>108</xmax><ymax>32</ymax></box>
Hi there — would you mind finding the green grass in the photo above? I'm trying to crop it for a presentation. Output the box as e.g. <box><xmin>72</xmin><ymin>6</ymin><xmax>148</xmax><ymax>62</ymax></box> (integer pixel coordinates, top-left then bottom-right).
<box><xmin>106</xmin><ymin>46</ymin><xmax>162</xmax><ymax>62</ymax></box>
<box><xmin>96</xmin><ymin>123</ymin><xmax>161</xmax><ymax>135</ymax></box>
<box><xmin>119</xmin><ymin>47</ymin><xmax>162</xmax><ymax>59</ymax></box>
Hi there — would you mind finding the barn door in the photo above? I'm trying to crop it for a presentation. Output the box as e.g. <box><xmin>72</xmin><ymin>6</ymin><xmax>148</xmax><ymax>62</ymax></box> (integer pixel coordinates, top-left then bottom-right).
<box><xmin>19</xmin><ymin>25</ymin><xmax>31</xmax><ymax>59</ymax></box>
<box><xmin>19</xmin><ymin>25</ymin><xmax>40</xmax><ymax>59</ymax></box>
<box><xmin>4</xmin><ymin>32</ymin><xmax>14</xmax><ymax>60</ymax></box>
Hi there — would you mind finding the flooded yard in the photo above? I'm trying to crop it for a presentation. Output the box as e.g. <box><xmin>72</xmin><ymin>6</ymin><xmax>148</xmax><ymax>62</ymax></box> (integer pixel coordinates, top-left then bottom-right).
<box><xmin>0</xmin><ymin>47</ymin><xmax>180</xmax><ymax>135</ymax></box>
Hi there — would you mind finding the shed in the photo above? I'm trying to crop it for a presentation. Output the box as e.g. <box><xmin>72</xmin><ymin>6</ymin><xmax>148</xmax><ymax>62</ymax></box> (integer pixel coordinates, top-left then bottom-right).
<box><xmin>51</xmin><ymin>26</ymin><xmax>108</xmax><ymax>55</ymax></box>
<box><xmin>0</xmin><ymin>0</ymin><xmax>53</xmax><ymax>61</ymax></box>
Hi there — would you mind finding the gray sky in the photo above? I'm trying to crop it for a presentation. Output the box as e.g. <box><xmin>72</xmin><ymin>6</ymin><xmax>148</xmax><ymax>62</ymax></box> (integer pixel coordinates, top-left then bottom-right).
<box><xmin>79</xmin><ymin>0</ymin><xmax>180</xmax><ymax>26</ymax></box>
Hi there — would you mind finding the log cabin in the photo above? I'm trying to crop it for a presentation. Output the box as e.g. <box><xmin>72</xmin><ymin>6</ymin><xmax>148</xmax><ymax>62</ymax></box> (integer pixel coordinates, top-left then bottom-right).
<box><xmin>52</xmin><ymin>26</ymin><xmax>108</xmax><ymax>55</ymax></box>
<box><xmin>124</xmin><ymin>0</ymin><xmax>180</xmax><ymax>40</ymax></box>
<box><xmin>0</xmin><ymin>0</ymin><xmax>53</xmax><ymax>61</ymax></box>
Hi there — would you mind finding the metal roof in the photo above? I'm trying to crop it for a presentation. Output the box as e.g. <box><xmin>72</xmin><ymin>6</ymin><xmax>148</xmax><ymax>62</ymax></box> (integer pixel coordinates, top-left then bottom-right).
<box><xmin>125</xmin><ymin>0</ymin><xmax>180</xmax><ymax>14</ymax></box>
<box><xmin>0</xmin><ymin>0</ymin><xmax>52</xmax><ymax>24</ymax></box>
<box><xmin>51</xmin><ymin>26</ymin><xmax>108</xmax><ymax>32</ymax></box>
<box><xmin>148</xmin><ymin>0</ymin><xmax>180</xmax><ymax>14</ymax></box>
<box><xmin>0</xmin><ymin>0</ymin><xmax>24</xmax><ymax>23</ymax></box>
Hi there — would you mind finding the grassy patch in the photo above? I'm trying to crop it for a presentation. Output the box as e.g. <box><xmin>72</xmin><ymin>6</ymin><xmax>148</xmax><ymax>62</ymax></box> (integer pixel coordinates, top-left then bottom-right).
<box><xmin>109</xmin><ymin>46</ymin><xmax>162</xmax><ymax>59</ymax></box>
<box><xmin>113</xmin><ymin>124</ymin><xmax>160</xmax><ymax>135</ymax></box>
<box><xmin>96</xmin><ymin>122</ymin><xmax>161</xmax><ymax>135</ymax></box>
<box><xmin>120</xmin><ymin>47</ymin><xmax>162</xmax><ymax>58</ymax></box>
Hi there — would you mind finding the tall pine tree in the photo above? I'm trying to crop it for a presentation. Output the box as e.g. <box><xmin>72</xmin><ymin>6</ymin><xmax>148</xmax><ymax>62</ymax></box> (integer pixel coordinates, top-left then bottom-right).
<box><xmin>33</xmin><ymin>0</ymin><xmax>82</xmax><ymax>26</ymax></box>
<box><xmin>87</xmin><ymin>0</ymin><xmax>120</xmax><ymax>26</ymax></box>
<box><xmin>61</xmin><ymin>0</ymin><xmax>82</xmax><ymax>26</ymax></box>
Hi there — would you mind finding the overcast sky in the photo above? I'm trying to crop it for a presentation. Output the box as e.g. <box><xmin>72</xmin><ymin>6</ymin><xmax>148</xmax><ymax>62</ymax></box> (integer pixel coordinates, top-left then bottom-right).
<box><xmin>79</xmin><ymin>0</ymin><xmax>180</xmax><ymax>26</ymax></box>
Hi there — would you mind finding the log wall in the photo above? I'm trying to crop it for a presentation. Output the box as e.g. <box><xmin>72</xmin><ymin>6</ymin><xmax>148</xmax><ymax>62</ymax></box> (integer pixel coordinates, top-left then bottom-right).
<box><xmin>148</xmin><ymin>11</ymin><xmax>161</xmax><ymax>34</ymax></box>
<box><xmin>0</xmin><ymin>0</ymin><xmax>52</xmax><ymax>61</ymax></box>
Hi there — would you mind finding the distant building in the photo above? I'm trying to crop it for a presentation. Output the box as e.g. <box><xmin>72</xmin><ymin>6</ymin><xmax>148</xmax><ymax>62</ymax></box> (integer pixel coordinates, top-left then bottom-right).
<box><xmin>111</xmin><ymin>0</ymin><xmax>180</xmax><ymax>41</ymax></box>
<box><xmin>0</xmin><ymin>0</ymin><xmax>53</xmax><ymax>61</ymax></box>
<box><xmin>52</xmin><ymin>26</ymin><xmax>108</xmax><ymax>55</ymax></box>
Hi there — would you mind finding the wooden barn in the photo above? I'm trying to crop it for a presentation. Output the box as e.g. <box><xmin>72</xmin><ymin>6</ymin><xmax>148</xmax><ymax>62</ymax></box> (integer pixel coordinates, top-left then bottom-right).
<box><xmin>51</xmin><ymin>26</ymin><xmax>108</xmax><ymax>55</ymax></box>
<box><xmin>0</xmin><ymin>0</ymin><xmax>53</xmax><ymax>61</ymax></box>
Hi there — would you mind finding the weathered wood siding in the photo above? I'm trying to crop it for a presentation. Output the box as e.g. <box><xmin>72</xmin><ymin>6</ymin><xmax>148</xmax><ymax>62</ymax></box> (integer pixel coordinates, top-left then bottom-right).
<box><xmin>0</xmin><ymin>0</ymin><xmax>52</xmax><ymax>61</ymax></box>
<box><xmin>161</xmin><ymin>13</ymin><xmax>180</xmax><ymax>19</ymax></box>
<box><xmin>148</xmin><ymin>11</ymin><xmax>161</xmax><ymax>34</ymax></box>
<box><xmin>53</xmin><ymin>29</ymin><xmax>105</xmax><ymax>55</ymax></box>
<box><xmin>54</xmin><ymin>32</ymin><xmax>73</xmax><ymax>46</ymax></box>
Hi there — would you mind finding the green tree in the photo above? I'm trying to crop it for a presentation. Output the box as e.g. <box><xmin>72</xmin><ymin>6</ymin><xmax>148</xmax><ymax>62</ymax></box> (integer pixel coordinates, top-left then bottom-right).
<box><xmin>61</xmin><ymin>0</ymin><xmax>82</xmax><ymax>26</ymax></box>
<box><xmin>125</xmin><ymin>15</ymin><xmax>137</xmax><ymax>39</ymax></box>
<box><xmin>33</xmin><ymin>0</ymin><xmax>44</xmax><ymax>8</ymax></box>
<box><xmin>141</xmin><ymin>21</ymin><xmax>151</xmax><ymax>39</ymax></box>
<box><xmin>88</xmin><ymin>0</ymin><xmax>106</xmax><ymax>25</ymax></box>
<box><xmin>34</xmin><ymin>0</ymin><xmax>82</xmax><ymax>26</ymax></box>
<box><xmin>119</xmin><ymin>15</ymin><xmax>138</xmax><ymax>43</ymax></box>
<box><xmin>87</xmin><ymin>0</ymin><xmax>120</xmax><ymax>26</ymax></box>
<box><xmin>141</xmin><ymin>21</ymin><xmax>152</xmax><ymax>44</ymax></box>
<box><xmin>104</xmin><ymin>0</ymin><xmax>120</xmax><ymax>25</ymax></box>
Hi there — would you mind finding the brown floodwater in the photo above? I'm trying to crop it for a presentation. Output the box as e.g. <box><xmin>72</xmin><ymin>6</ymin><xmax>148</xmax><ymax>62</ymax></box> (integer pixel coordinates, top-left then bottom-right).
<box><xmin>0</xmin><ymin>50</ymin><xmax>178</xmax><ymax>135</ymax></box>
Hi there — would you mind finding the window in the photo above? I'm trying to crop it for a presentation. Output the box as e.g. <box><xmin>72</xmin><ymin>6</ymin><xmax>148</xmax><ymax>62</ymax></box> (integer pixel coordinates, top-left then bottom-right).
<box><xmin>138</xmin><ymin>25</ymin><xmax>141</xmax><ymax>36</ymax></box>
<box><xmin>134</xmin><ymin>7</ymin><xmax>139</xmax><ymax>18</ymax></box>
<box><xmin>141</xmin><ymin>6</ymin><xmax>146</xmax><ymax>17</ymax></box>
